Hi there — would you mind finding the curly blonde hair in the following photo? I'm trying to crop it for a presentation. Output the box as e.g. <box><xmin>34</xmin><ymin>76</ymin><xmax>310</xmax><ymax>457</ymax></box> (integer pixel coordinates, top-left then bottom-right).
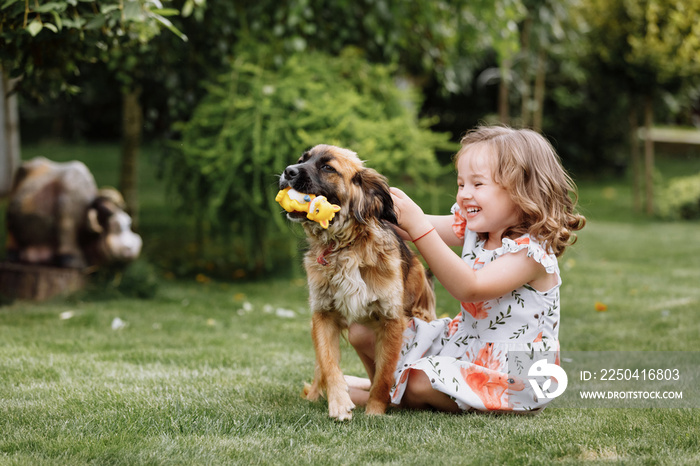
<box><xmin>456</xmin><ymin>126</ymin><xmax>586</xmax><ymax>257</ymax></box>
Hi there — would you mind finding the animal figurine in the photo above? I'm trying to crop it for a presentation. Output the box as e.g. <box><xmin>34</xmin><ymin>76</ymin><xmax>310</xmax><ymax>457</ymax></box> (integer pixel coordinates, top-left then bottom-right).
<box><xmin>6</xmin><ymin>157</ymin><xmax>142</xmax><ymax>268</ymax></box>
<box><xmin>275</xmin><ymin>187</ymin><xmax>341</xmax><ymax>229</ymax></box>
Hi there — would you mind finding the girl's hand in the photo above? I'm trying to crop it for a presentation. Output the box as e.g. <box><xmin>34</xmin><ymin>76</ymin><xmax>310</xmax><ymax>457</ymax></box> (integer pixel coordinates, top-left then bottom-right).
<box><xmin>390</xmin><ymin>187</ymin><xmax>433</xmax><ymax>240</ymax></box>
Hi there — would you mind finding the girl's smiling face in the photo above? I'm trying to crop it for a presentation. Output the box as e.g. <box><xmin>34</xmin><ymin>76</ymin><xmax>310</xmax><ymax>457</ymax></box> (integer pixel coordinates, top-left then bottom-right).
<box><xmin>456</xmin><ymin>143</ymin><xmax>520</xmax><ymax>247</ymax></box>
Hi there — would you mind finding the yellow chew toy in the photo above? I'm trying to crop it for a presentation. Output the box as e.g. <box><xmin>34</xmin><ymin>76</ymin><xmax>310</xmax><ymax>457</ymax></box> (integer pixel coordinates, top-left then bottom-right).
<box><xmin>276</xmin><ymin>187</ymin><xmax>341</xmax><ymax>229</ymax></box>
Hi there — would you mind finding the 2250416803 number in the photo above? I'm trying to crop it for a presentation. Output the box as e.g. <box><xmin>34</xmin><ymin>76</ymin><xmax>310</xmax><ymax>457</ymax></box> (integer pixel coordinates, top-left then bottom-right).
<box><xmin>599</xmin><ymin>368</ymin><xmax>680</xmax><ymax>381</ymax></box>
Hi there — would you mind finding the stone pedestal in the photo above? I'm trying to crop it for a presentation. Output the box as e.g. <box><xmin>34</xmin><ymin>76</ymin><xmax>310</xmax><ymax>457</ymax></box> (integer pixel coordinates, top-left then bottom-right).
<box><xmin>0</xmin><ymin>262</ymin><xmax>86</xmax><ymax>301</ymax></box>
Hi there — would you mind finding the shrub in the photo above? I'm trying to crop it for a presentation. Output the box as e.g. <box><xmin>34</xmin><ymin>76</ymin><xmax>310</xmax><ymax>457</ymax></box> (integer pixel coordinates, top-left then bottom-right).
<box><xmin>84</xmin><ymin>260</ymin><xmax>160</xmax><ymax>299</ymax></box>
<box><xmin>657</xmin><ymin>172</ymin><xmax>700</xmax><ymax>220</ymax></box>
<box><xmin>165</xmin><ymin>45</ymin><xmax>450</xmax><ymax>273</ymax></box>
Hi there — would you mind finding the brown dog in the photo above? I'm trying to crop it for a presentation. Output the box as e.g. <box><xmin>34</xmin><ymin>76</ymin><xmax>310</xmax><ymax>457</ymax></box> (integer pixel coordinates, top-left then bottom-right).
<box><xmin>279</xmin><ymin>144</ymin><xmax>436</xmax><ymax>420</ymax></box>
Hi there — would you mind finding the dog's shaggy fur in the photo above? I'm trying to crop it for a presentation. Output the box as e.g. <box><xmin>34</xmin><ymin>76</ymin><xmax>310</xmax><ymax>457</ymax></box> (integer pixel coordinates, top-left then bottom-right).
<box><xmin>279</xmin><ymin>144</ymin><xmax>436</xmax><ymax>420</ymax></box>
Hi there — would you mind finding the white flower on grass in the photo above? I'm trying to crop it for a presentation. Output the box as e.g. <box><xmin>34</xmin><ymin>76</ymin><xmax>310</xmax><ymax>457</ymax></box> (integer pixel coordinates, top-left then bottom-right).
<box><xmin>237</xmin><ymin>301</ymin><xmax>254</xmax><ymax>315</ymax></box>
<box><xmin>59</xmin><ymin>311</ymin><xmax>75</xmax><ymax>320</ymax></box>
<box><xmin>111</xmin><ymin>317</ymin><xmax>127</xmax><ymax>331</ymax></box>
<box><xmin>275</xmin><ymin>308</ymin><xmax>296</xmax><ymax>318</ymax></box>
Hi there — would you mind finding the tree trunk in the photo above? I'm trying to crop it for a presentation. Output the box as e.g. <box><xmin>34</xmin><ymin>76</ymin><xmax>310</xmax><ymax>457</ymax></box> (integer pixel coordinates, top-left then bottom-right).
<box><xmin>520</xmin><ymin>16</ymin><xmax>532</xmax><ymax>128</ymax></box>
<box><xmin>643</xmin><ymin>95</ymin><xmax>654</xmax><ymax>215</ymax></box>
<box><xmin>120</xmin><ymin>87</ymin><xmax>142</xmax><ymax>228</ymax></box>
<box><xmin>532</xmin><ymin>47</ymin><xmax>546</xmax><ymax>133</ymax></box>
<box><xmin>628</xmin><ymin>104</ymin><xmax>641</xmax><ymax>212</ymax></box>
<box><xmin>498</xmin><ymin>58</ymin><xmax>511</xmax><ymax>125</ymax></box>
<box><xmin>1</xmin><ymin>65</ymin><xmax>21</xmax><ymax>198</ymax></box>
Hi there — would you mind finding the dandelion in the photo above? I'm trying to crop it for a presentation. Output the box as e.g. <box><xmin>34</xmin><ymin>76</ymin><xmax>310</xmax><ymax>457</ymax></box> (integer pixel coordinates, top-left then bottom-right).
<box><xmin>594</xmin><ymin>302</ymin><xmax>608</xmax><ymax>312</ymax></box>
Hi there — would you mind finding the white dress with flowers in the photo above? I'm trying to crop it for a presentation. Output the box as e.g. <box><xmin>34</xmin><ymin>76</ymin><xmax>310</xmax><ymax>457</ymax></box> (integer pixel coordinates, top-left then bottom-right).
<box><xmin>389</xmin><ymin>205</ymin><xmax>562</xmax><ymax>412</ymax></box>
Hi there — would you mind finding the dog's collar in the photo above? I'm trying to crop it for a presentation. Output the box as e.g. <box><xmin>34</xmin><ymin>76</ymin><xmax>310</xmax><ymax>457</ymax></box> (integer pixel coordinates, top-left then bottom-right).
<box><xmin>316</xmin><ymin>239</ymin><xmax>356</xmax><ymax>266</ymax></box>
<box><xmin>317</xmin><ymin>245</ymin><xmax>334</xmax><ymax>266</ymax></box>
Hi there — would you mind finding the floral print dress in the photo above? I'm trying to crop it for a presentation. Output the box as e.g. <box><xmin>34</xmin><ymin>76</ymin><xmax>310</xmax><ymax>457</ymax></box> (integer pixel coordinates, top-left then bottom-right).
<box><xmin>389</xmin><ymin>206</ymin><xmax>562</xmax><ymax>412</ymax></box>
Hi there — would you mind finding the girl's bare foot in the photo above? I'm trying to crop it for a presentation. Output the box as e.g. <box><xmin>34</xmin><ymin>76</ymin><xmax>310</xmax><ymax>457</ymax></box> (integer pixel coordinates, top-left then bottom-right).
<box><xmin>345</xmin><ymin>375</ymin><xmax>371</xmax><ymax>406</ymax></box>
<box><xmin>344</xmin><ymin>375</ymin><xmax>371</xmax><ymax>390</ymax></box>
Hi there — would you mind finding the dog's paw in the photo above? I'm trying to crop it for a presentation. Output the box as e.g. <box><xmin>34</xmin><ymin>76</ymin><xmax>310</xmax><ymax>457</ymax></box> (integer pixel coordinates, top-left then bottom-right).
<box><xmin>365</xmin><ymin>399</ymin><xmax>388</xmax><ymax>416</ymax></box>
<box><xmin>328</xmin><ymin>391</ymin><xmax>355</xmax><ymax>421</ymax></box>
<box><xmin>302</xmin><ymin>382</ymin><xmax>322</xmax><ymax>401</ymax></box>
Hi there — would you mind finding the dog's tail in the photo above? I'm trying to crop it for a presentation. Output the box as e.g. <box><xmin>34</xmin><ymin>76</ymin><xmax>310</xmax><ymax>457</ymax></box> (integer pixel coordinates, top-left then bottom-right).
<box><xmin>406</xmin><ymin>268</ymin><xmax>437</xmax><ymax>323</ymax></box>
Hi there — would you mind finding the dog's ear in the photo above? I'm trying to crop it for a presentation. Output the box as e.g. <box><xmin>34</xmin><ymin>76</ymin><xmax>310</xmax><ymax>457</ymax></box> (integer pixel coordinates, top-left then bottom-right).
<box><xmin>351</xmin><ymin>169</ymin><xmax>398</xmax><ymax>225</ymax></box>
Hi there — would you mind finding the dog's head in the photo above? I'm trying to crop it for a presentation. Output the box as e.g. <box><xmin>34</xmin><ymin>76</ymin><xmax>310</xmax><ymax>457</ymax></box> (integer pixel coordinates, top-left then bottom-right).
<box><xmin>278</xmin><ymin>144</ymin><xmax>397</xmax><ymax>231</ymax></box>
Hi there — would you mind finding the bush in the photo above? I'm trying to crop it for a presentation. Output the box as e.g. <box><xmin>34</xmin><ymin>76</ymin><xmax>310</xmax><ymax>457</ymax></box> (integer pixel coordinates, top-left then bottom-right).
<box><xmin>80</xmin><ymin>260</ymin><xmax>160</xmax><ymax>300</ymax></box>
<box><xmin>165</xmin><ymin>45</ymin><xmax>450</xmax><ymax>273</ymax></box>
<box><xmin>657</xmin><ymin>172</ymin><xmax>700</xmax><ymax>220</ymax></box>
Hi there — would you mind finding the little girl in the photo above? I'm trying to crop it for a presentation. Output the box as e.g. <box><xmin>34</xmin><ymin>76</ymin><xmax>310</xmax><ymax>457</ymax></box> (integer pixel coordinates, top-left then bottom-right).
<box><xmin>348</xmin><ymin>125</ymin><xmax>585</xmax><ymax>413</ymax></box>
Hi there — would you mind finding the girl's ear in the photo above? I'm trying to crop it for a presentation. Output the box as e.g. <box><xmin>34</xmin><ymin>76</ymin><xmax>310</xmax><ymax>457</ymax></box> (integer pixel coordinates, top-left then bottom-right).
<box><xmin>350</xmin><ymin>169</ymin><xmax>398</xmax><ymax>225</ymax></box>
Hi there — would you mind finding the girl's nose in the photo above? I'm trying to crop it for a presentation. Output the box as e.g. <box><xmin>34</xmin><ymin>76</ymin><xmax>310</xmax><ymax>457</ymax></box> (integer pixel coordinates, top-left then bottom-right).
<box><xmin>457</xmin><ymin>187</ymin><xmax>472</xmax><ymax>202</ymax></box>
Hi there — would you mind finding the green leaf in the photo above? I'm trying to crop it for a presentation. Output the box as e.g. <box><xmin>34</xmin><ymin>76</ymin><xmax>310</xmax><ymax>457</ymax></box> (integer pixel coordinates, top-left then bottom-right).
<box><xmin>26</xmin><ymin>19</ymin><xmax>43</xmax><ymax>37</ymax></box>
<box><xmin>151</xmin><ymin>13</ymin><xmax>188</xmax><ymax>41</ymax></box>
<box><xmin>84</xmin><ymin>14</ymin><xmax>106</xmax><ymax>30</ymax></box>
<box><xmin>1</xmin><ymin>0</ymin><xmax>23</xmax><ymax>8</ymax></box>
<box><xmin>181</xmin><ymin>0</ymin><xmax>194</xmax><ymax>17</ymax></box>
<box><xmin>62</xmin><ymin>17</ymin><xmax>86</xmax><ymax>28</ymax></box>
<box><xmin>32</xmin><ymin>2</ymin><xmax>66</xmax><ymax>13</ymax></box>
<box><xmin>123</xmin><ymin>1</ymin><xmax>142</xmax><ymax>21</ymax></box>
<box><xmin>50</xmin><ymin>10</ymin><xmax>63</xmax><ymax>30</ymax></box>
<box><xmin>151</xmin><ymin>8</ymin><xmax>180</xmax><ymax>17</ymax></box>
<box><xmin>100</xmin><ymin>4</ymin><xmax>120</xmax><ymax>14</ymax></box>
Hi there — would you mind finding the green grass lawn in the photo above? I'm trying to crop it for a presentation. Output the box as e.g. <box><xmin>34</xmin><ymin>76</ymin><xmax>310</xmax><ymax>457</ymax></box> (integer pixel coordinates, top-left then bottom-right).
<box><xmin>1</xmin><ymin>143</ymin><xmax>699</xmax><ymax>464</ymax></box>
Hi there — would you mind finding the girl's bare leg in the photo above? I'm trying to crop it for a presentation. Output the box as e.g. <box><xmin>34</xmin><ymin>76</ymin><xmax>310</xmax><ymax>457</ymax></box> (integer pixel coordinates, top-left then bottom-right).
<box><xmin>347</xmin><ymin>323</ymin><xmax>376</xmax><ymax>406</ymax></box>
<box><xmin>400</xmin><ymin>369</ymin><xmax>460</xmax><ymax>413</ymax></box>
<box><xmin>348</xmin><ymin>323</ymin><xmax>459</xmax><ymax>412</ymax></box>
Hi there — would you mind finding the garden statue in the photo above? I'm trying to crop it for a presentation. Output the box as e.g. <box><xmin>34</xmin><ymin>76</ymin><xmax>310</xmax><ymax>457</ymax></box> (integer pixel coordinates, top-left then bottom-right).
<box><xmin>5</xmin><ymin>157</ymin><xmax>142</xmax><ymax>269</ymax></box>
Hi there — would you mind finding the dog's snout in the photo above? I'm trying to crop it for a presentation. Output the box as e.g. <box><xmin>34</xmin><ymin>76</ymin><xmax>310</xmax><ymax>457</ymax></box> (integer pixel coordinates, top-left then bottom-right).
<box><xmin>284</xmin><ymin>166</ymin><xmax>300</xmax><ymax>180</ymax></box>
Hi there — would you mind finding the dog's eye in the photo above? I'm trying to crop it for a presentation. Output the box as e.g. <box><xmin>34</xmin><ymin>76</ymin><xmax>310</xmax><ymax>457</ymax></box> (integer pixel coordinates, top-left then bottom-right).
<box><xmin>321</xmin><ymin>164</ymin><xmax>336</xmax><ymax>174</ymax></box>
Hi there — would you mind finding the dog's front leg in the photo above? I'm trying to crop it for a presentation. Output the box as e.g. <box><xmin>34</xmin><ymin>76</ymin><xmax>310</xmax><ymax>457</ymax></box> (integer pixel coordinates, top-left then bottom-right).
<box><xmin>310</xmin><ymin>311</ymin><xmax>355</xmax><ymax>421</ymax></box>
<box><xmin>365</xmin><ymin>316</ymin><xmax>406</xmax><ymax>415</ymax></box>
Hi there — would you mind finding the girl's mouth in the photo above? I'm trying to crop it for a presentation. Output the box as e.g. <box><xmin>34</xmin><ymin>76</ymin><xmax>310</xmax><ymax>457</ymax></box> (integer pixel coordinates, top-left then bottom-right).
<box><xmin>465</xmin><ymin>206</ymin><xmax>481</xmax><ymax>217</ymax></box>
